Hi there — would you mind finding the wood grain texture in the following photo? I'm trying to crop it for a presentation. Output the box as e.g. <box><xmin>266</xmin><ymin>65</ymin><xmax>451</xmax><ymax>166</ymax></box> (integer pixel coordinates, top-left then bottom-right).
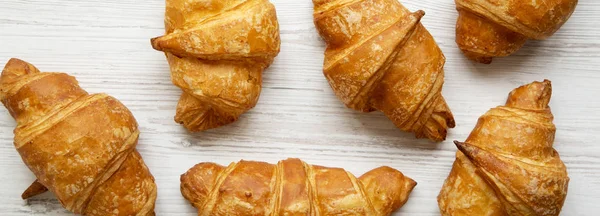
<box><xmin>0</xmin><ymin>0</ymin><xmax>598</xmax><ymax>215</ymax></box>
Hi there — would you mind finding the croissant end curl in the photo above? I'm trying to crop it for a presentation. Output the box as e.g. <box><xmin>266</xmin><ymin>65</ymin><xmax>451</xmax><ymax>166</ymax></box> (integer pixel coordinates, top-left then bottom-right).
<box><xmin>0</xmin><ymin>59</ymin><xmax>157</xmax><ymax>215</ymax></box>
<box><xmin>455</xmin><ymin>0</ymin><xmax>578</xmax><ymax>63</ymax></box>
<box><xmin>151</xmin><ymin>0</ymin><xmax>281</xmax><ymax>132</ymax></box>
<box><xmin>181</xmin><ymin>158</ymin><xmax>416</xmax><ymax>215</ymax></box>
<box><xmin>438</xmin><ymin>80</ymin><xmax>569</xmax><ymax>215</ymax></box>
<box><xmin>313</xmin><ymin>0</ymin><xmax>455</xmax><ymax>142</ymax></box>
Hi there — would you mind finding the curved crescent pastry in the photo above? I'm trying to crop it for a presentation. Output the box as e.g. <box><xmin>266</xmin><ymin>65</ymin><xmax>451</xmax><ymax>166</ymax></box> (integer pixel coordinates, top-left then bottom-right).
<box><xmin>0</xmin><ymin>59</ymin><xmax>157</xmax><ymax>216</ymax></box>
<box><xmin>438</xmin><ymin>80</ymin><xmax>569</xmax><ymax>215</ymax></box>
<box><xmin>455</xmin><ymin>0</ymin><xmax>578</xmax><ymax>63</ymax></box>
<box><xmin>181</xmin><ymin>158</ymin><xmax>416</xmax><ymax>215</ymax></box>
<box><xmin>312</xmin><ymin>0</ymin><xmax>455</xmax><ymax>142</ymax></box>
<box><xmin>151</xmin><ymin>0</ymin><xmax>281</xmax><ymax>131</ymax></box>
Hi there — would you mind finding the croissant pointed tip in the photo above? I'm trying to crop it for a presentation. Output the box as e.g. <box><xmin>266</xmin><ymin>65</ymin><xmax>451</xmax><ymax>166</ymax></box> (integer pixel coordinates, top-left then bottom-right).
<box><xmin>411</xmin><ymin>10</ymin><xmax>425</xmax><ymax>22</ymax></box>
<box><xmin>453</xmin><ymin>140</ymin><xmax>462</xmax><ymax>148</ymax></box>
<box><xmin>1</xmin><ymin>58</ymin><xmax>40</xmax><ymax>91</ymax></box>
<box><xmin>6</xmin><ymin>58</ymin><xmax>24</xmax><ymax>65</ymax></box>
<box><xmin>538</xmin><ymin>79</ymin><xmax>552</xmax><ymax>96</ymax></box>
<box><xmin>453</xmin><ymin>141</ymin><xmax>486</xmax><ymax>164</ymax></box>
<box><xmin>539</xmin><ymin>80</ymin><xmax>552</xmax><ymax>99</ymax></box>
<box><xmin>448</xmin><ymin>119</ymin><xmax>456</xmax><ymax>129</ymax></box>
<box><xmin>533</xmin><ymin>79</ymin><xmax>552</xmax><ymax>88</ymax></box>
<box><xmin>414</xmin><ymin>10</ymin><xmax>425</xmax><ymax>17</ymax></box>
<box><xmin>407</xmin><ymin>177</ymin><xmax>417</xmax><ymax>187</ymax></box>
<box><xmin>453</xmin><ymin>141</ymin><xmax>469</xmax><ymax>154</ymax></box>
<box><xmin>150</xmin><ymin>36</ymin><xmax>163</xmax><ymax>51</ymax></box>
<box><xmin>21</xmin><ymin>180</ymin><xmax>48</xmax><ymax>200</ymax></box>
<box><xmin>506</xmin><ymin>80</ymin><xmax>553</xmax><ymax>109</ymax></box>
<box><xmin>3</xmin><ymin>58</ymin><xmax>28</xmax><ymax>71</ymax></box>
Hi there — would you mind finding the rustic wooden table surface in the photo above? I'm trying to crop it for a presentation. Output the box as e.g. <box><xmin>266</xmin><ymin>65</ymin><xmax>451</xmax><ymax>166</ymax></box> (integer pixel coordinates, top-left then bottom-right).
<box><xmin>0</xmin><ymin>0</ymin><xmax>599</xmax><ymax>215</ymax></box>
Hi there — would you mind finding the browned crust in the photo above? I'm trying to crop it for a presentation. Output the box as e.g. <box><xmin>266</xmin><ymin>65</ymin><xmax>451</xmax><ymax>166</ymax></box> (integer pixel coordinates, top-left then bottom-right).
<box><xmin>455</xmin><ymin>0</ymin><xmax>578</xmax><ymax>63</ymax></box>
<box><xmin>181</xmin><ymin>158</ymin><xmax>416</xmax><ymax>215</ymax></box>
<box><xmin>151</xmin><ymin>0</ymin><xmax>281</xmax><ymax>132</ymax></box>
<box><xmin>313</xmin><ymin>0</ymin><xmax>455</xmax><ymax>142</ymax></box>
<box><xmin>438</xmin><ymin>80</ymin><xmax>569</xmax><ymax>216</ymax></box>
<box><xmin>1</xmin><ymin>58</ymin><xmax>157</xmax><ymax>215</ymax></box>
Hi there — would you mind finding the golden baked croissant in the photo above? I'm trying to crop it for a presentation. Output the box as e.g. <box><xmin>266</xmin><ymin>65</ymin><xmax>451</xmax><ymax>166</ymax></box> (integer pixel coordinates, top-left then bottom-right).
<box><xmin>0</xmin><ymin>59</ymin><xmax>157</xmax><ymax>215</ymax></box>
<box><xmin>456</xmin><ymin>0</ymin><xmax>578</xmax><ymax>63</ymax></box>
<box><xmin>181</xmin><ymin>158</ymin><xmax>416</xmax><ymax>215</ymax></box>
<box><xmin>151</xmin><ymin>0</ymin><xmax>280</xmax><ymax>131</ymax></box>
<box><xmin>438</xmin><ymin>80</ymin><xmax>569</xmax><ymax>215</ymax></box>
<box><xmin>313</xmin><ymin>0</ymin><xmax>455</xmax><ymax>141</ymax></box>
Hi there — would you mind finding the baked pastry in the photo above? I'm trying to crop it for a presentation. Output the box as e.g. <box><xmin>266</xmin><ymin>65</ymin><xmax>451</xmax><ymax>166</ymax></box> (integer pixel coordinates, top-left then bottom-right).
<box><xmin>0</xmin><ymin>58</ymin><xmax>157</xmax><ymax>215</ymax></box>
<box><xmin>181</xmin><ymin>158</ymin><xmax>416</xmax><ymax>215</ymax></box>
<box><xmin>312</xmin><ymin>0</ymin><xmax>455</xmax><ymax>141</ymax></box>
<box><xmin>438</xmin><ymin>80</ymin><xmax>569</xmax><ymax>215</ymax></box>
<box><xmin>456</xmin><ymin>0</ymin><xmax>578</xmax><ymax>63</ymax></box>
<box><xmin>151</xmin><ymin>0</ymin><xmax>281</xmax><ymax>131</ymax></box>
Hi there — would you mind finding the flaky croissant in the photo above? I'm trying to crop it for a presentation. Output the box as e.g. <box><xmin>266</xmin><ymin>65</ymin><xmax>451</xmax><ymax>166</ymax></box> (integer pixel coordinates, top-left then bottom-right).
<box><xmin>313</xmin><ymin>0</ymin><xmax>455</xmax><ymax>141</ymax></box>
<box><xmin>151</xmin><ymin>0</ymin><xmax>280</xmax><ymax>131</ymax></box>
<box><xmin>0</xmin><ymin>59</ymin><xmax>157</xmax><ymax>215</ymax></box>
<box><xmin>438</xmin><ymin>80</ymin><xmax>569</xmax><ymax>215</ymax></box>
<box><xmin>181</xmin><ymin>158</ymin><xmax>416</xmax><ymax>215</ymax></box>
<box><xmin>456</xmin><ymin>0</ymin><xmax>578</xmax><ymax>63</ymax></box>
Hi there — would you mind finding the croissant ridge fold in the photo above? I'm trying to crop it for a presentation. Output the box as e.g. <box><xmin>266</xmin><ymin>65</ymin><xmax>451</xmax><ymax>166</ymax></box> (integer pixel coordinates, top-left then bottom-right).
<box><xmin>181</xmin><ymin>158</ymin><xmax>416</xmax><ymax>215</ymax></box>
<box><xmin>313</xmin><ymin>0</ymin><xmax>455</xmax><ymax>141</ymax></box>
<box><xmin>455</xmin><ymin>0</ymin><xmax>578</xmax><ymax>63</ymax></box>
<box><xmin>151</xmin><ymin>0</ymin><xmax>281</xmax><ymax>132</ymax></box>
<box><xmin>1</xmin><ymin>58</ymin><xmax>157</xmax><ymax>216</ymax></box>
<box><xmin>438</xmin><ymin>80</ymin><xmax>569</xmax><ymax>216</ymax></box>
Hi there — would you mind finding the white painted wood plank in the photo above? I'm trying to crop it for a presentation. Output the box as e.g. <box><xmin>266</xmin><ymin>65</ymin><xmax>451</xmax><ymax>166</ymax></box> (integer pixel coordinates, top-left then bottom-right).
<box><xmin>0</xmin><ymin>0</ymin><xmax>599</xmax><ymax>215</ymax></box>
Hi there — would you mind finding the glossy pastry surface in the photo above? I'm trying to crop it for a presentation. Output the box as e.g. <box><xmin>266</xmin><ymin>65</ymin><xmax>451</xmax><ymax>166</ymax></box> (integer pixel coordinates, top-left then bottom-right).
<box><xmin>152</xmin><ymin>0</ymin><xmax>281</xmax><ymax>131</ymax></box>
<box><xmin>313</xmin><ymin>0</ymin><xmax>455</xmax><ymax>141</ymax></box>
<box><xmin>181</xmin><ymin>158</ymin><xmax>416</xmax><ymax>215</ymax></box>
<box><xmin>455</xmin><ymin>0</ymin><xmax>578</xmax><ymax>63</ymax></box>
<box><xmin>0</xmin><ymin>58</ymin><xmax>157</xmax><ymax>216</ymax></box>
<box><xmin>438</xmin><ymin>80</ymin><xmax>569</xmax><ymax>215</ymax></box>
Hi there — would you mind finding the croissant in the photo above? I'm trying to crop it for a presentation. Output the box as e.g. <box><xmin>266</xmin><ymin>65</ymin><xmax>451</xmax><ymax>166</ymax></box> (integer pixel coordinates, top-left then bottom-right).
<box><xmin>151</xmin><ymin>0</ymin><xmax>280</xmax><ymax>131</ymax></box>
<box><xmin>0</xmin><ymin>59</ymin><xmax>157</xmax><ymax>215</ymax></box>
<box><xmin>438</xmin><ymin>80</ymin><xmax>569</xmax><ymax>215</ymax></box>
<box><xmin>312</xmin><ymin>0</ymin><xmax>455</xmax><ymax>141</ymax></box>
<box><xmin>455</xmin><ymin>0</ymin><xmax>578</xmax><ymax>63</ymax></box>
<box><xmin>181</xmin><ymin>158</ymin><xmax>416</xmax><ymax>215</ymax></box>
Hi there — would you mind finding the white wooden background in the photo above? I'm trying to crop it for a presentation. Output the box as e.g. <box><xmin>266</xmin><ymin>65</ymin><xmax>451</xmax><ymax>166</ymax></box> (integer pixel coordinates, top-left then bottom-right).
<box><xmin>0</xmin><ymin>0</ymin><xmax>598</xmax><ymax>215</ymax></box>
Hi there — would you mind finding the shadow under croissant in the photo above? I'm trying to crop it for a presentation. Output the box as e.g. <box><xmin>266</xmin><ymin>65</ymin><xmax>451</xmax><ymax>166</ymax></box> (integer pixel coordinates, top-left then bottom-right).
<box><xmin>464</xmin><ymin>40</ymin><xmax>546</xmax><ymax>74</ymax></box>
<box><xmin>347</xmin><ymin>110</ymin><xmax>447</xmax><ymax>150</ymax></box>
<box><xmin>22</xmin><ymin>194</ymin><xmax>70</xmax><ymax>214</ymax></box>
<box><xmin>178</xmin><ymin>111</ymin><xmax>445</xmax><ymax>152</ymax></box>
<box><xmin>175</xmin><ymin>111</ymin><xmax>265</xmax><ymax>146</ymax></box>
